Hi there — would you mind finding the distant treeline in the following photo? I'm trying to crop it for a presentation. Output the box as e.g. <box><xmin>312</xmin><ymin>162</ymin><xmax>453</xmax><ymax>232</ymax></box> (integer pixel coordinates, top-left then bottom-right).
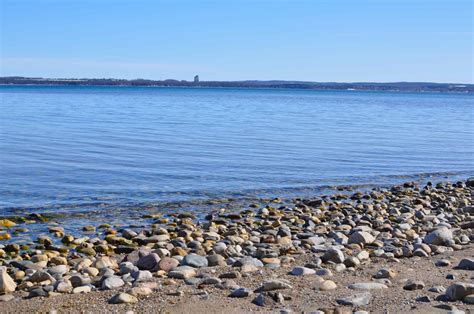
<box><xmin>1</xmin><ymin>76</ymin><xmax>472</xmax><ymax>93</ymax></box>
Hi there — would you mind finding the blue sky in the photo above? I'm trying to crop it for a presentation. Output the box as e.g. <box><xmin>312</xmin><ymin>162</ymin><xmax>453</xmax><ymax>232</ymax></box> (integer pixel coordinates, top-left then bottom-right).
<box><xmin>1</xmin><ymin>0</ymin><xmax>472</xmax><ymax>83</ymax></box>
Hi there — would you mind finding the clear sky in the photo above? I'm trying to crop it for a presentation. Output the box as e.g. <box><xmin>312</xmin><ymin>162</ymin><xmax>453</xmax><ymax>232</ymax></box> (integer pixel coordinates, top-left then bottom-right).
<box><xmin>1</xmin><ymin>0</ymin><xmax>473</xmax><ymax>83</ymax></box>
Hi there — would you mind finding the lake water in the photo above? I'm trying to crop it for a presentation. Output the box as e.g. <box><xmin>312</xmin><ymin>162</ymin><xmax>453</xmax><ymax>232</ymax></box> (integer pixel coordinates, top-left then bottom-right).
<box><xmin>1</xmin><ymin>86</ymin><xmax>473</xmax><ymax>216</ymax></box>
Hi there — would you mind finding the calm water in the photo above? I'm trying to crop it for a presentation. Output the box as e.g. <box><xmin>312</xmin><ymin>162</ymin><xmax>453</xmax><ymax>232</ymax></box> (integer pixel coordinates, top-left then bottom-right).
<box><xmin>1</xmin><ymin>86</ymin><xmax>473</xmax><ymax>215</ymax></box>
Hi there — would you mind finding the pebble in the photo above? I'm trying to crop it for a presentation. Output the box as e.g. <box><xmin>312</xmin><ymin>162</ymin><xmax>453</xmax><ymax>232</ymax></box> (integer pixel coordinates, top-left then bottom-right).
<box><xmin>127</xmin><ymin>287</ymin><xmax>153</xmax><ymax>296</ymax></box>
<box><xmin>424</xmin><ymin>227</ymin><xmax>453</xmax><ymax>245</ymax></box>
<box><xmin>455</xmin><ymin>258</ymin><xmax>474</xmax><ymax>270</ymax></box>
<box><xmin>158</xmin><ymin>257</ymin><xmax>180</xmax><ymax>271</ymax></box>
<box><xmin>109</xmin><ymin>292</ymin><xmax>138</xmax><ymax>304</ymax></box>
<box><xmin>0</xmin><ymin>267</ymin><xmax>17</xmax><ymax>294</ymax></box>
<box><xmin>318</xmin><ymin>280</ymin><xmax>337</xmax><ymax>291</ymax></box>
<box><xmin>463</xmin><ymin>294</ymin><xmax>474</xmax><ymax>304</ymax></box>
<box><xmin>446</xmin><ymin>282</ymin><xmax>474</xmax><ymax>301</ymax></box>
<box><xmin>403</xmin><ymin>280</ymin><xmax>425</xmax><ymax>291</ymax></box>
<box><xmin>72</xmin><ymin>286</ymin><xmax>92</xmax><ymax>294</ymax></box>
<box><xmin>435</xmin><ymin>259</ymin><xmax>451</xmax><ymax>267</ymax></box>
<box><xmin>55</xmin><ymin>279</ymin><xmax>73</xmax><ymax>293</ymax></box>
<box><xmin>28</xmin><ymin>287</ymin><xmax>48</xmax><ymax>298</ymax></box>
<box><xmin>132</xmin><ymin>270</ymin><xmax>153</xmax><ymax>282</ymax></box>
<box><xmin>348</xmin><ymin>231</ymin><xmax>375</xmax><ymax>245</ymax></box>
<box><xmin>229</xmin><ymin>287</ymin><xmax>253</xmax><ymax>298</ymax></box>
<box><xmin>137</xmin><ymin>253</ymin><xmax>160</xmax><ymax>271</ymax></box>
<box><xmin>416</xmin><ymin>296</ymin><xmax>431</xmax><ymax>302</ymax></box>
<box><xmin>315</xmin><ymin>268</ymin><xmax>333</xmax><ymax>277</ymax></box>
<box><xmin>168</xmin><ymin>266</ymin><xmax>196</xmax><ymax>279</ymax></box>
<box><xmin>182</xmin><ymin>254</ymin><xmax>209</xmax><ymax>268</ymax></box>
<box><xmin>322</xmin><ymin>248</ymin><xmax>345</xmax><ymax>264</ymax></box>
<box><xmin>373</xmin><ymin>268</ymin><xmax>396</xmax><ymax>279</ymax></box>
<box><xmin>348</xmin><ymin>282</ymin><xmax>388</xmax><ymax>290</ymax></box>
<box><xmin>336</xmin><ymin>292</ymin><xmax>372</xmax><ymax>306</ymax></box>
<box><xmin>0</xmin><ymin>294</ymin><xmax>14</xmax><ymax>302</ymax></box>
<box><xmin>102</xmin><ymin>276</ymin><xmax>125</xmax><ymax>290</ymax></box>
<box><xmin>259</xmin><ymin>279</ymin><xmax>292</xmax><ymax>291</ymax></box>
<box><xmin>290</xmin><ymin>266</ymin><xmax>316</xmax><ymax>276</ymax></box>
<box><xmin>428</xmin><ymin>285</ymin><xmax>446</xmax><ymax>293</ymax></box>
<box><xmin>207</xmin><ymin>254</ymin><xmax>226</xmax><ymax>266</ymax></box>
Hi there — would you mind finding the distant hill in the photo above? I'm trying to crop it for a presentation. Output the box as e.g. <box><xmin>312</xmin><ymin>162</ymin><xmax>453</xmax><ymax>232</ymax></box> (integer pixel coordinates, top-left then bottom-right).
<box><xmin>1</xmin><ymin>76</ymin><xmax>472</xmax><ymax>93</ymax></box>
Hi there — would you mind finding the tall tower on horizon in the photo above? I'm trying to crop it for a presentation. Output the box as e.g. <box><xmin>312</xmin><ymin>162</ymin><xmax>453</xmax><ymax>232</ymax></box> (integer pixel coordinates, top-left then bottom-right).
<box><xmin>194</xmin><ymin>75</ymin><xmax>199</xmax><ymax>83</ymax></box>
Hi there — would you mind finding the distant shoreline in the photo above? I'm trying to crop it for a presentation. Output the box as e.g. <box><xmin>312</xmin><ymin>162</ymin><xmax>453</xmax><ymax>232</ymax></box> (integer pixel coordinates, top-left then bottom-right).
<box><xmin>1</xmin><ymin>77</ymin><xmax>473</xmax><ymax>93</ymax></box>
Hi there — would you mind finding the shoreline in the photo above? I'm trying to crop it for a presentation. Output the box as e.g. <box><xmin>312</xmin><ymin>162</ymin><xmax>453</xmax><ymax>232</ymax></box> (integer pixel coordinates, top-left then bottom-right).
<box><xmin>1</xmin><ymin>178</ymin><xmax>473</xmax><ymax>313</ymax></box>
<box><xmin>1</xmin><ymin>83</ymin><xmax>473</xmax><ymax>94</ymax></box>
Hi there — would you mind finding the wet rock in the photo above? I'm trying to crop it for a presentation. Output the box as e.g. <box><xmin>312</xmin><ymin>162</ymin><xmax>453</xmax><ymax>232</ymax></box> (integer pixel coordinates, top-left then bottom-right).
<box><xmin>82</xmin><ymin>225</ymin><xmax>95</xmax><ymax>232</ymax></box>
<box><xmin>109</xmin><ymin>292</ymin><xmax>138</xmax><ymax>304</ymax></box>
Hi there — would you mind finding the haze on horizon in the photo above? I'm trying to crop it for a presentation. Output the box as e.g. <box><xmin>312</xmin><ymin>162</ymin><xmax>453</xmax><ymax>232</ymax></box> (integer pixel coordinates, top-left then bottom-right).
<box><xmin>1</xmin><ymin>0</ymin><xmax>473</xmax><ymax>84</ymax></box>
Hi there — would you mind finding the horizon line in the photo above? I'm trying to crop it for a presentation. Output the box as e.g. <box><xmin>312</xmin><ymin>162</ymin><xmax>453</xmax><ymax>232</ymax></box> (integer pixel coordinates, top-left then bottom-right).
<box><xmin>1</xmin><ymin>76</ymin><xmax>473</xmax><ymax>86</ymax></box>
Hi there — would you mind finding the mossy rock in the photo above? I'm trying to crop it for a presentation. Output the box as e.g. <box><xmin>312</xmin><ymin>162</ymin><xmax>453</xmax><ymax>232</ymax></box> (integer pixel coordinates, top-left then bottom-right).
<box><xmin>0</xmin><ymin>219</ymin><xmax>17</xmax><ymax>228</ymax></box>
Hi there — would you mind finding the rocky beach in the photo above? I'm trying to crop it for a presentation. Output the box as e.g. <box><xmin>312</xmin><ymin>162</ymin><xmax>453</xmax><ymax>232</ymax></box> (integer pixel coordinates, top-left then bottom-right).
<box><xmin>1</xmin><ymin>179</ymin><xmax>473</xmax><ymax>313</ymax></box>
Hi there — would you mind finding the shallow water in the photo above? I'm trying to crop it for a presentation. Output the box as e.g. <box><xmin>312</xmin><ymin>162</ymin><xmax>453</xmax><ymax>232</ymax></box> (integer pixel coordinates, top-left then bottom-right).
<box><xmin>1</xmin><ymin>86</ymin><xmax>473</xmax><ymax>215</ymax></box>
